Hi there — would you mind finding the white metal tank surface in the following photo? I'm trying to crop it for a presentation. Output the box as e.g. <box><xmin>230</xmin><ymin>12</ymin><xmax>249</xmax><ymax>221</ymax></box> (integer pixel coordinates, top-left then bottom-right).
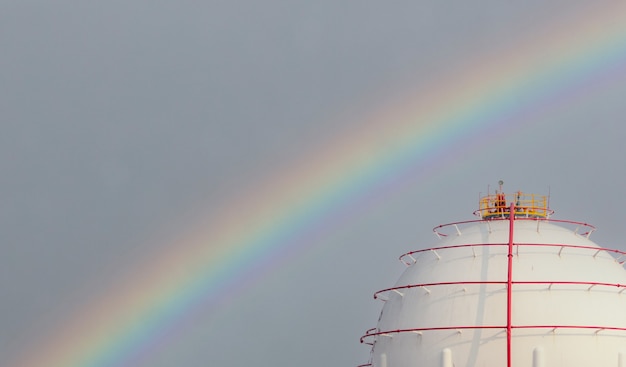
<box><xmin>359</xmin><ymin>187</ymin><xmax>626</xmax><ymax>367</ymax></box>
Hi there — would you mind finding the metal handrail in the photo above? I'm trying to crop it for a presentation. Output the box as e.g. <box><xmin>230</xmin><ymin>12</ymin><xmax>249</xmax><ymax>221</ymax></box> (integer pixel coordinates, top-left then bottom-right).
<box><xmin>475</xmin><ymin>192</ymin><xmax>553</xmax><ymax>219</ymax></box>
<box><xmin>431</xmin><ymin>217</ymin><xmax>595</xmax><ymax>238</ymax></box>
<box><xmin>374</xmin><ymin>280</ymin><xmax>626</xmax><ymax>301</ymax></box>
<box><xmin>360</xmin><ymin>324</ymin><xmax>626</xmax><ymax>344</ymax></box>
<box><xmin>398</xmin><ymin>242</ymin><xmax>622</xmax><ymax>265</ymax></box>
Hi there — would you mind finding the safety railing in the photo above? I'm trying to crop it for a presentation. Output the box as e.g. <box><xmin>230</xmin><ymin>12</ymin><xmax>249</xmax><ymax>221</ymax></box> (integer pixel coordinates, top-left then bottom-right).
<box><xmin>431</xmin><ymin>217</ymin><xmax>595</xmax><ymax>239</ymax></box>
<box><xmin>373</xmin><ymin>279</ymin><xmax>626</xmax><ymax>301</ymax></box>
<box><xmin>475</xmin><ymin>192</ymin><xmax>553</xmax><ymax>219</ymax></box>
<box><xmin>399</xmin><ymin>242</ymin><xmax>622</xmax><ymax>266</ymax></box>
<box><xmin>360</xmin><ymin>324</ymin><xmax>626</xmax><ymax>345</ymax></box>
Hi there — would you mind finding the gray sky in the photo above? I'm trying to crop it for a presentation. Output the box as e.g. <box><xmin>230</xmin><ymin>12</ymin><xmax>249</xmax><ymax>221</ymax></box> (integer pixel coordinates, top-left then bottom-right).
<box><xmin>2</xmin><ymin>2</ymin><xmax>626</xmax><ymax>367</ymax></box>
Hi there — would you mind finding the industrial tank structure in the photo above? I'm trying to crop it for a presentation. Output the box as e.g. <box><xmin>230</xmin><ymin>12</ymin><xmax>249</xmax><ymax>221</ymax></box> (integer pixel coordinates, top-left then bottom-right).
<box><xmin>360</xmin><ymin>186</ymin><xmax>626</xmax><ymax>367</ymax></box>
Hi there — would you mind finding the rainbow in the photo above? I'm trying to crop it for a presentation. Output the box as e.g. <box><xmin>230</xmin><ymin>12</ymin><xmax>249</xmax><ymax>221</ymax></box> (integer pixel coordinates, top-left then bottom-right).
<box><xmin>12</xmin><ymin>4</ymin><xmax>626</xmax><ymax>367</ymax></box>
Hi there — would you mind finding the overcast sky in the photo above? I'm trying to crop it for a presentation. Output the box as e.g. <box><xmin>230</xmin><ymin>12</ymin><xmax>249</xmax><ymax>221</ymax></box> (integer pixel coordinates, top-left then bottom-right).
<box><xmin>2</xmin><ymin>2</ymin><xmax>626</xmax><ymax>367</ymax></box>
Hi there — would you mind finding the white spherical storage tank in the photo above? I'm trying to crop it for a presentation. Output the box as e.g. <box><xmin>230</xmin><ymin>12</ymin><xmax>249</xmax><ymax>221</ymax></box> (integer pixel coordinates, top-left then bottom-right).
<box><xmin>359</xmin><ymin>189</ymin><xmax>626</xmax><ymax>367</ymax></box>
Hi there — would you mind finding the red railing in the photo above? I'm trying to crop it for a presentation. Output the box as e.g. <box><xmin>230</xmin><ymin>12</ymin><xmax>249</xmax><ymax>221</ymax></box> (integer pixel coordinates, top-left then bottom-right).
<box><xmin>398</xmin><ymin>242</ymin><xmax>626</xmax><ymax>266</ymax></box>
<box><xmin>430</xmin><ymin>217</ymin><xmax>595</xmax><ymax>238</ymax></box>
<box><xmin>360</xmin><ymin>324</ymin><xmax>626</xmax><ymax>345</ymax></box>
<box><xmin>374</xmin><ymin>280</ymin><xmax>626</xmax><ymax>300</ymax></box>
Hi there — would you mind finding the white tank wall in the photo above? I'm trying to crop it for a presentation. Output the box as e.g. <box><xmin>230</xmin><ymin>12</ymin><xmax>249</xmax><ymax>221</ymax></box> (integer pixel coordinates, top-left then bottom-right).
<box><xmin>370</xmin><ymin>220</ymin><xmax>626</xmax><ymax>367</ymax></box>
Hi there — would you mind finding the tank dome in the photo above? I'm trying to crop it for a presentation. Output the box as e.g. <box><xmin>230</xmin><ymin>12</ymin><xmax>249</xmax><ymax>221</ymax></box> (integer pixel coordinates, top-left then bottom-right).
<box><xmin>360</xmin><ymin>189</ymin><xmax>626</xmax><ymax>367</ymax></box>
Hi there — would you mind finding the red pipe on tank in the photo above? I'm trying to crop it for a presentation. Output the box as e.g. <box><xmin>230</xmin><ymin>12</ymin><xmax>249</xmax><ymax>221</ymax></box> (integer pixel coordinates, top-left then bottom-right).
<box><xmin>507</xmin><ymin>202</ymin><xmax>515</xmax><ymax>367</ymax></box>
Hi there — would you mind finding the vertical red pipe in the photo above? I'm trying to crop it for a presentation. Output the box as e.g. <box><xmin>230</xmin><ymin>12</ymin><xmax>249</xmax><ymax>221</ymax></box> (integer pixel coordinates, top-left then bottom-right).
<box><xmin>507</xmin><ymin>202</ymin><xmax>515</xmax><ymax>367</ymax></box>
